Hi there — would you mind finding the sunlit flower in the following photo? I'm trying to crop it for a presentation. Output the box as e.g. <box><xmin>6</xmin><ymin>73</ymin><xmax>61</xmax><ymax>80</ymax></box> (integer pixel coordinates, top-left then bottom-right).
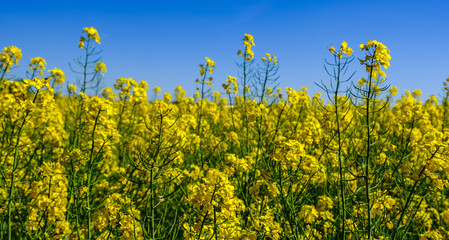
<box><xmin>48</xmin><ymin>67</ymin><xmax>66</xmax><ymax>84</ymax></box>
<box><xmin>83</xmin><ymin>26</ymin><xmax>101</xmax><ymax>44</ymax></box>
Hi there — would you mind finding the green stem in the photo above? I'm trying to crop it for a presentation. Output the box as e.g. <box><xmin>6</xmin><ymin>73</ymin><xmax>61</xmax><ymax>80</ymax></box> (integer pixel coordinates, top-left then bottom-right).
<box><xmin>81</xmin><ymin>39</ymin><xmax>91</xmax><ymax>93</ymax></box>
<box><xmin>334</xmin><ymin>58</ymin><xmax>346</xmax><ymax>240</ymax></box>
<box><xmin>365</xmin><ymin>54</ymin><xmax>376</xmax><ymax>240</ymax></box>
<box><xmin>86</xmin><ymin>107</ymin><xmax>101</xmax><ymax>240</ymax></box>
<box><xmin>259</xmin><ymin>61</ymin><xmax>270</xmax><ymax>103</ymax></box>
<box><xmin>0</xmin><ymin>68</ymin><xmax>7</xmax><ymax>83</ymax></box>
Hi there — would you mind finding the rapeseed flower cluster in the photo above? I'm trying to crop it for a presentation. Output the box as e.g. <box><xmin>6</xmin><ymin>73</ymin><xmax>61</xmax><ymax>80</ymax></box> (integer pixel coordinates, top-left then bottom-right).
<box><xmin>222</xmin><ymin>75</ymin><xmax>238</xmax><ymax>95</ymax></box>
<box><xmin>330</xmin><ymin>40</ymin><xmax>353</xmax><ymax>59</ymax></box>
<box><xmin>49</xmin><ymin>67</ymin><xmax>66</xmax><ymax>84</ymax></box>
<box><xmin>82</xmin><ymin>26</ymin><xmax>101</xmax><ymax>44</ymax></box>
<box><xmin>238</xmin><ymin>33</ymin><xmax>255</xmax><ymax>61</ymax></box>
<box><xmin>0</xmin><ymin>46</ymin><xmax>22</xmax><ymax>73</ymax></box>
<box><xmin>360</xmin><ymin>40</ymin><xmax>391</xmax><ymax>81</ymax></box>
<box><xmin>95</xmin><ymin>61</ymin><xmax>107</xmax><ymax>75</ymax></box>
<box><xmin>262</xmin><ymin>52</ymin><xmax>278</xmax><ymax>65</ymax></box>
<box><xmin>29</xmin><ymin>57</ymin><xmax>47</xmax><ymax>75</ymax></box>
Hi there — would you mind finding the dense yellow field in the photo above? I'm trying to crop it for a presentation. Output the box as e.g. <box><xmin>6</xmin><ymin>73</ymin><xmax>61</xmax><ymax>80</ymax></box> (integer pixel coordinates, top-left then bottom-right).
<box><xmin>1</xmin><ymin>28</ymin><xmax>448</xmax><ymax>239</ymax></box>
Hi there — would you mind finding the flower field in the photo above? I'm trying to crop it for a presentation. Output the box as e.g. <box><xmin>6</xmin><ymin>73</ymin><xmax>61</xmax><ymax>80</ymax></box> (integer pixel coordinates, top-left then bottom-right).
<box><xmin>1</xmin><ymin>27</ymin><xmax>449</xmax><ymax>239</ymax></box>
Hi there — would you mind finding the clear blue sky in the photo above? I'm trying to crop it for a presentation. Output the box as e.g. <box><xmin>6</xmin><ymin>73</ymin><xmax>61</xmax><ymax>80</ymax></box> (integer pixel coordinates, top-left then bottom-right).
<box><xmin>2</xmin><ymin>0</ymin><xmax>449</xmax><ymax>100</ymax></box>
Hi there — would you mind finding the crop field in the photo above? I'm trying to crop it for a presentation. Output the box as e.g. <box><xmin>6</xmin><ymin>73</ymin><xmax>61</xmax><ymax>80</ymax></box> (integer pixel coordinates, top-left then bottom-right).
<box><xmin>0</xmin><ymin>27</ymin><xmax>448</xmax><ymax>240</ymax></box>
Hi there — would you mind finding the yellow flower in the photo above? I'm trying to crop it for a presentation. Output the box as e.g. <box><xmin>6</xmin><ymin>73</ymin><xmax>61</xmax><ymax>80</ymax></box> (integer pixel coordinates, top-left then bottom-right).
<box><xmin>341</xmin><ymin>40</ymin><xmax>348</xmax><ymax>49</ymax></box>
<box><xmin>223</xmin><ymin>75</ymin><xmax>238</xmax><ymax>95</ymax></box>
<box><xmin>360</xmin><ymin>43</ymin><xmax>364</xmax><ymax>50</ymax></box>
<box><xmin>299</xmin><ymin>205</ymin><xmax>319</xmax><ymax>224</ymax></box>
<box><xmin>240</xmin><ymin>33</ymin><xmax>255</xmax><ymax>61</ymax></box>
<box><xmin>48</xmin><ymin>68</ymin><xmax>66</xmax><ymax>84</ymax></box>
<box><xmin>30</xmin><ymin>57</ymin><xmax>47</xmax><ymax>75</ymax></box>
<box><xmin>388</xmin><ymin>86</ymin><xmax>398</xmax><ymax>96</ymax></box>
<box><xmin>78</xmin><ymin>36</ymin><xmax>85</xmax><ymax>49</ymax></box>
<box><xmin>82</xmin><ymin>26</ymin><xmax>101</xmax><ymax>44</ymax></box>
<box><xmin>0</xmin><ymin>46</ymin><xmax>22</xmax><ymax>71</ymax></box>
<box><xmin>441</xmin><ymin>210</ymin><xmax>449</xmax><ymax>225</ymax></box>
<box><xmin>69</xmin><ymin>84</ymin><xmax>77</xmax><ymax>93</ymax></box>
<box><xmin>340</xmin><ymin>40</ymin><xmax>353</xmax><ymax>56</ymax></box>
<box><xmin>337</xmin><ymin>52</ymin><xmax>342</xmax><ymax>59</ymax></box>
<box><xmin>114</xmin><ymin>77</ymin><xmax>138</xmax><ymax>98</ymax></box>
<box><xmin>360</xmin><ymin>40</ymin><xmax>391</xmax><ymax>68</ymax></box>
<box><xmin>95</xmin><ymin>61</ymin><xmax>107</xmax><ymax>76</ymax></box>
<box><xmin>357</xmin><ymin>78</ymin><xmax>367</xmax><ymax>86</ymax></box>
<box><xmin>163</xmin><ymin>92</ymin><xmax>172</xmax><ymax>102</ymax></box>
<box><xmin>412</xmin><ymin>89</ymin><xmax>422</xmax><ymax>98</ymax></box>
<box><xmin>265</xmin><ymin>52</ymin><xmax>272</xmax><ymax>61</ymax></box>
<box><xmin>23</xmin><ymin>77</ymin><xmax>50</xmax><ymax>90</ymax></box>
<box><xmin>205</xmin><ymin>57</ymin><xmax>215</xmax><ymax>67</ymax></box>
<box><xmin>7</xmin><ymin>46</ymin><xmax>22</xmax><ymax>65</ymax></box>
<box><xmin>194</xmin><ymin>91</ymin><xmax>201</xmax><ymax>99</ymax></box>
<box><xmin>360</xmin><ymin>40</ymin><xmax>391</xmax><ymax>80</ymax></box>
<box><xmin>329</xmin><ymin>46</ymin><xmax>335</xmax><ymax>54</ymax></box>
<box><xmin>244</xmin><ymin>33</ymin><xmax>255</xmax><ymax>46</ymax></box>
<box><xmin>102</xmin><ymin>87</ymin><xmax>117</xmax><ymax>100</ymax></box>
<box><xmin>246</xmin><ymin>49</ymin><xmax>254</xmax><ymax>61</ymax></box>
<box><xmin>153</xmin><ymin>86</ymin><xmax>161</xmax><ymax>96</ymax></box>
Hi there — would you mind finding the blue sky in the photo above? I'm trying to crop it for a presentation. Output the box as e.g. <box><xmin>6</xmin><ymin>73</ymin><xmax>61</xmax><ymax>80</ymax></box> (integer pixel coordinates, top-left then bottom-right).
<box><xmin>2</xmin><ymin>0</ymin><xmax>449</xmax><ymax>100</ymax></box>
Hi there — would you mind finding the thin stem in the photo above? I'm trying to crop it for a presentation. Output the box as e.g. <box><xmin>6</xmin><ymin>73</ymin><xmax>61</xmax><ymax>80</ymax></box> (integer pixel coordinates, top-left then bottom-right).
<box><xmin>86</xmin><ymin>107</ymin><xmax>102</xmax><ymax>240</ymax></box>
<box><xmin>334</xmin><ymin>57</ymin><xmax>346</xmax><ymax>240</ymax></box>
